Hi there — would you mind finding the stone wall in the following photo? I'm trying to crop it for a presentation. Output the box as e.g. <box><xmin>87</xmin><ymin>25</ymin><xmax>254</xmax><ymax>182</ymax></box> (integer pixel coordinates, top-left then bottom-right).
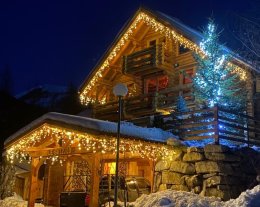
<box><xmin>154</xmin><ymin>144</ymin><xmax>260</xmax><ymax>201</ymax></box>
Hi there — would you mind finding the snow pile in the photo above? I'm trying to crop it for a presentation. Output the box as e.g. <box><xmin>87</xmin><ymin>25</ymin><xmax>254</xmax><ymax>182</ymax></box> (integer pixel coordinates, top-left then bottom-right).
<box><xmin>225</xmin><ymin>185</ymin><xmax>260</xmax><ymax>207</ymax></box>
<box><xmin>133</xmin><ymin>190</ymin><xmax>221</xmax><ymax>207</ymax></box>
<box><xmin>131</xmin><ymin>185</ymin><xmax>260</xmax><ymax>207</ymax></box>
<box><xmin>0</xmin><ymin>194</ymin><xmax>44</xmax><ymax>207</ymax></box>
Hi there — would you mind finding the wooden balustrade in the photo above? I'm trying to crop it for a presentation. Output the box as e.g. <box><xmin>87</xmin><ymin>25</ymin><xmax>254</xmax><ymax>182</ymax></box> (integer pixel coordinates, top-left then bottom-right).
<box><xmin>123</xmin><ymin>44</ymin><xmax>172</xmax><ymax>75</ymax></box>
<box><xmin>93</xmin><ymin>85</ymin><xmax>193</xmax><ymax>120</ymax></box>
<box><xmin>165</xmin><ymin>106</ymin><xmax>260</xmax><ymax>146</ymax></box>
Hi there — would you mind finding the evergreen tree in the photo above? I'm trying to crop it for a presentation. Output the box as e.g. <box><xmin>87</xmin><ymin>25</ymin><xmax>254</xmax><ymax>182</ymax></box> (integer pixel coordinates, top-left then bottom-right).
<box><xmin>193</xmin><ymin>19</ymin><xmax>247</xmax><ymax>111</ymax></box>
<box><xmin>176</xmin><ymin>95</ymin><xmax>188</xmax><ymax>113</ymax></box>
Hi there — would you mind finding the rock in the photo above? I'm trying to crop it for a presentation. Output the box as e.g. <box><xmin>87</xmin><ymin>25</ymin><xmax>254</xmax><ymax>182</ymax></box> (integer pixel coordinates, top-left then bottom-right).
<box><xmin>203</xmin><ymin>173</ymin><xmax>218</xmax><ymax>179</ymax></box>
<box><xmin>217</xmin><ymin>185</ymin><xmax>231</xmax><ymax>190</ymax></box>
<box><xmin>162</xmin><ymin>171</ymin><xmax>169</xmax><ymax>184</ymax></box>
<box><xmin>205</xmin><ymin>188</ymin><xmax>231</xmax><ymax>200</ymax></box>
<box><xmin>170</xmin><ymin>161</ymin><xmax>195</xmax><ymax>174</ymax></box>
<box><xmin>158</xmin><ymin>197</ymin><xmax>172</xmax><ymax>206</ymax></box>
<box><xmin>153</xmin><ymin>172</ymin><xmax>162</xmax><ymax>191</ymax></box>
<box><xmin>187</xmin><ymin>147</ymin><xmax>204</xmax><ymax>153</ymax></box>
<box><xmin>205</xmin><ymin>152</ymin><xmax>240</xmax><ymax>162</ymax></box>
<box><xmin>155</xmin><ymin>160</ymin><xmax>171</xmax><ymax>171</ymax></box>
<box><xmin>183</xmin><ymin>152</ymin><xmax>205</xmax><ymax>162</ymax></box>
<box><xmin>171</xmin><ymin>184</ymin><xmax>189</xmax><ymax>191</ymax></box>
<box><xmin>204</xmin><ymin>144</ymin><xmax>229</xmax><ymax>153</ymax></box>
<box><xmin>205</xmin><ymin>176</ymin><xmax>239</xmax><ymax>187</ymax></box>
<box><xmin>167</xmin><ymin>138</ymin><xmax>184</xmax><ymax>146</ymax></box>
<box><xmin>159</xmin><ymin>184</ymin><xmax>167</xmax><ymax>191</ymax></box>
<box><xmin>185</xmin><ymin>175</ymin><xmax>202</xmax><ymax>188</ymax></box>
<box><xmin>195</xmin><ymin>161</ymin><xmax>233</xmax><ymax>174</ymax></box>
<box><xmin>162</xmin><ymin>171</ymin><xmax>184</xmax><ymax>184</ymax></box>
<box><xmin>192</xmin><ymin>186</ymin><xmax>202</xmax><ymax>194</ymax></box>
<box><xmin>171</xmin><ymin>150</ymin><xmax>184</xmax><ymax>161</ymax></box>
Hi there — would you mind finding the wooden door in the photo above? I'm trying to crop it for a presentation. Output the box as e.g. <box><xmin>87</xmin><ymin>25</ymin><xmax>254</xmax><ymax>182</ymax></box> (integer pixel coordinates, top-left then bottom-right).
<box><xmin>45</xmin><ymin>164</ymin><xmax>64</xmax><ymax>207</ymax></box>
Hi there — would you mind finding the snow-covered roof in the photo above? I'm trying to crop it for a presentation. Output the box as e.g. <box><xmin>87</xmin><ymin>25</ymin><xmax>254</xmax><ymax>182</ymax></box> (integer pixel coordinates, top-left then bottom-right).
<box><xmin>4</xmin><ymin>112</ymin><xmax>175</xmax><ymax>147</ymax></box>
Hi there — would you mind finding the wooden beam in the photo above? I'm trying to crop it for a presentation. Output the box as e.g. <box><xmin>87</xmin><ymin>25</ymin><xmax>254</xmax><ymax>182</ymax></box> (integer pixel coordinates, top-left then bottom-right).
<box><xmin>135</xmin><ymin>23</ymin><xmax>150</xmax><ymax>41</ymax></box>
<box><xmin>27</xmin><ymin>158</ymin><xmax>40</xmax><ymax>207</ymax></box>
<box><xmin>149</xmin><ymin>160</ymin><xmax>155</xmax><ymax>193</ymax></box>
<box><xmin>89</xmin><ymin>153</ymin><xmax>101</xmax><ymax>207</ymax></box>
<box><xmin>27</xmin><ymin>146</ymin><xmax>144</xmax><ymax>160</ymax></box>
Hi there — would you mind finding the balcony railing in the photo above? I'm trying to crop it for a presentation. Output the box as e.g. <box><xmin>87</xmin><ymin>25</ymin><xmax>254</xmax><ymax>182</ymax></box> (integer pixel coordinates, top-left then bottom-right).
<box><xmin>123</xmin><ymin>43</ymin><xmax>172</xmax><ymax>75</ymax></box>
<box><xmin>93</xmin><ymin>84</ymin><xmax>193</xmax><ymax>121</ymax></box>
<box><xmin>164</xmin><ymin>106</ymin><xmax>260</xmax><ymax>146</ymax></box>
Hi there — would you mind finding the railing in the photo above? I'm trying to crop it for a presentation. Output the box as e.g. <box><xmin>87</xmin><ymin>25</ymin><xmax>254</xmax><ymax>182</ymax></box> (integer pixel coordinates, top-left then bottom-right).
<box><xmin>166</xmin><ymin>106</ymin><xmax>260</xmax><ymax>146</ymax></box>
<box><xmin>93</xmin><ymin>85</ymin><xmax>193</xmax><ymax>120</ymax></box>
<box><xmin>123</xmin><ymin>43</ymin><xmax>172</xmax><ymax>75</ymax></box>
<box><xmin>93</xmin><ymin>93</ymin><xmax>157</xmax><ymax>120</ymax></box>
<box><xmin>156</xmin><ymin>84</ymin><xmax>193</xmax><ymax>109</ymax></box>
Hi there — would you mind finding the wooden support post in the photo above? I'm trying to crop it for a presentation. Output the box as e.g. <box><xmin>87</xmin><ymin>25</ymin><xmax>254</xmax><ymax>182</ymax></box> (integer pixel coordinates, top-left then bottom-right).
<box><xmin>27</xmin><ymin>158</ymin><xmax>40</xmax><ymax>207</ymax></box>
<box><xmin>149</xmin><ymin>160</ymin><xmax>155</xmax><ymax>193</ymax></box>
<box><xmin>89</xmin><ymin>154</ymin><xmax>101</xmax><ymax>207</ymax></box>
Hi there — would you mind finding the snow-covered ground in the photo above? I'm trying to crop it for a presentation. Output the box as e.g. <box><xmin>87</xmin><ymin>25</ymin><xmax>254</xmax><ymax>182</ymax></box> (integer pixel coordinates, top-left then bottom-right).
<box><xmin>1</xmin><ymin>185</ymin><xmax>259</xmax><ymax>207</ymax></box>
<box><xmin>0</xmin><ymin>194</ymin><xmax>44</xmax><ymax>207</ymax></box>
<box><xmin>106</xmin><ymin>185</ymin><xmax>260</xmax><ymax>207</ymax></box>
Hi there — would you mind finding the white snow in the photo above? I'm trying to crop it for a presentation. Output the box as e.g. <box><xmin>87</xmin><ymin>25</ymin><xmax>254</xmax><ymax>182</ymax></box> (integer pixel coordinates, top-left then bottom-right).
<box><xmin>105</xmin><ymin>185</ymin><xmax>260</xmax><ymax>207</ymax></box>
<box><xmin>0</xmin><ymin>194</ymin><xmax>44</xmax><ymax>207</ymax></box>
<box><xmin>5</xmin><ymin>112</ymin><xmax>176</xmax><ymax>146</ymax></box>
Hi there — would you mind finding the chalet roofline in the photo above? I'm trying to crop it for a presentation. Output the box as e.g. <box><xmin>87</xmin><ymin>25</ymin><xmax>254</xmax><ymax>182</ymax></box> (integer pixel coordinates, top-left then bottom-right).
<box><xmin>79</xmin><ymin>7</ymin><xmax>259</xmax><ymax>96</ymax></box>
<box><xmin>78</xmin><ymin>8</ymin><xmax>143</xmax><ymax>93</ymax></box>
<box><xmin>4</xmin><ymin>112</ymin><xmax>171</xmax><ymax>149</ymax></box>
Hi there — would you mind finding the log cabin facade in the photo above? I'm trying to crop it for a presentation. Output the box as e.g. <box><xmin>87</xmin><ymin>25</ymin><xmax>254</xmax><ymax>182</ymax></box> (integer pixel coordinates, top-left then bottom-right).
<box><xmin>3</xmin><ymin>7</ymin><xmax>260</xmax><ymax>207</ymax></box>
<box><xmin>79</xmin><ymin>8</ymin><xmax>259</xmax><ymax>122</ymax></box>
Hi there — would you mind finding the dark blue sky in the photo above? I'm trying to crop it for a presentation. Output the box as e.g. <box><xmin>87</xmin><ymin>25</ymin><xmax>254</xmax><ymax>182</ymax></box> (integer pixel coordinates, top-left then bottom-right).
<box><xmin>0</xmin><ymin>0</ymin><xmax>253</xmax><ymax>94</ymax></box>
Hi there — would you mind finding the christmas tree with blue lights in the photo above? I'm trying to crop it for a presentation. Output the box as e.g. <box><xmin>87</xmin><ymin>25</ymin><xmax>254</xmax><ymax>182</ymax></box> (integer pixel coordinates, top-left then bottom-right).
<box><xmin>193</xmin><ymin>19</ymin><xmax>246</xmax><ymax>111</ymax></box>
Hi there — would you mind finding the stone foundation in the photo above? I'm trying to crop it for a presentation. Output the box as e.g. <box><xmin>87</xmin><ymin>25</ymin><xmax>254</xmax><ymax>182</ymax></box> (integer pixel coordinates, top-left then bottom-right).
<box><xmin>154</xmin><ymin>144</ymin><xmax>260</xmax><ymax>200</ymax></box>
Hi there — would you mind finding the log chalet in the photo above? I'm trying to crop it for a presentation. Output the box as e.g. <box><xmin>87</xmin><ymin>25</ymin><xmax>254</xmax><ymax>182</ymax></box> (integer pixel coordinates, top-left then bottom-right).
<box><xmin>3</xmin><ymin>7</ymin><xmax>260</xmax><ymax>207</ymax></box>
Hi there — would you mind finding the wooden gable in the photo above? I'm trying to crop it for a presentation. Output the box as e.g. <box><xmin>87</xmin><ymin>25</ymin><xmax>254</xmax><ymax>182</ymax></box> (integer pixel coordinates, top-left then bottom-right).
<box><xmin>79</xmin><ymin>8</ymin><xmax>250</xmax><ymax>107</ymax></box>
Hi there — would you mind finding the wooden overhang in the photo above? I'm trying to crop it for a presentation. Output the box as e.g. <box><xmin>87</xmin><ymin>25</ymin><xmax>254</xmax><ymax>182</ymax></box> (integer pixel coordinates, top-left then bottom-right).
<box><xmin>4</xmin><ymin>112</ymin><xmax>175</xmax><ymax>207</ymax></box>
<box><xmin>4</xmin><ymin>112</ymin><xmax>173</xmax><ymax>161</ymax></box>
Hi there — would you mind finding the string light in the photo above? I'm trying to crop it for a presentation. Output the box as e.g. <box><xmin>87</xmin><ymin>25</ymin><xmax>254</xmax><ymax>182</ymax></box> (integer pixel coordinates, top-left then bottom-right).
<box><xmin>80</xmin><ymin>11</ymin><xmax>248</xmax><ymax>104</ymax></box>
<box><xmin>6</xmin><ymin>124</ymin><xmax>172</xmax><ymax>164</ymax></box>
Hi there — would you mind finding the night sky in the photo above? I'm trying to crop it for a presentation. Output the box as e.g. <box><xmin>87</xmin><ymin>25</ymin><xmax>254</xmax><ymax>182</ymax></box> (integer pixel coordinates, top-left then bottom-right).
<box><xmin>0</xmin><ymin>0</ymin><xmax>254</xmax><ymax>95</ymax></box>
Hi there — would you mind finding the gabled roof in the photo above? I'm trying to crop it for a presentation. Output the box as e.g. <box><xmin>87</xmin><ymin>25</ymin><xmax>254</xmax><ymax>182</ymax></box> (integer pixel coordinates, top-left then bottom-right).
<box><xmin>4</xmin><ymin>112</ymin><xmax>174</xmax><ymax>148</ymax></box>
<box><xmin>79</xmin><ymin>7</ymin><xmax>203</xmax><ymax>96</ymax></box>
<box><xmin>79</xmin><ymin>7</ymin><xmax>257</xmax><ymax>104</ymax></box>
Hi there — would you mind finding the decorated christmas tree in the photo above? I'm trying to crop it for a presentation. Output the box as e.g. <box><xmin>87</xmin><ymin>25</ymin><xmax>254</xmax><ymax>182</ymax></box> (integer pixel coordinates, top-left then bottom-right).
<box><xmin>176</xmin><ymin>95</ymin><xmax>188</xmax><ymax>113</ymax></box>
<box><xmin>193</xmin><ymin>19</ymin><xmax>247</xmax><ymax>111</ymax></box>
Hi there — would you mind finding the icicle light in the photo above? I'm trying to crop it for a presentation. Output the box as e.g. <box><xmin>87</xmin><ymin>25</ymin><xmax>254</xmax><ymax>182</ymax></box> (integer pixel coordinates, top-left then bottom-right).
<box><xmin>80</xmin><ymin>11</ymin><xmax>247</xmax><ymax>104</ymax></box>
<box><xmin>6</xmin><ymin>124</ymin><xmax>172</xmax><ymax>164</ymax></box>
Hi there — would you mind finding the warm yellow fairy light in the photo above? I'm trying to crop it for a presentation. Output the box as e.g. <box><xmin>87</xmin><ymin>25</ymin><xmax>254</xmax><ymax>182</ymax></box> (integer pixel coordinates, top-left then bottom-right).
<box><xmin>6</xmin><ymin>124</ymin><xmax>172</xmax><ymax>164</ymax></box>
<box><xmin>80</xmin><ymin>11</ymin><xmax>248</xmax><ymax>104</ymax></box>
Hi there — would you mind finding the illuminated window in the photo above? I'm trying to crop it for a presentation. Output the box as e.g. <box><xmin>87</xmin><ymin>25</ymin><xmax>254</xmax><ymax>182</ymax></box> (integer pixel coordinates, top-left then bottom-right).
<box><xmin>145</xmin><ymin>75</ymin><xmax>169</xmax><ymax>93</ymax></box>
<box><xmin>183</xmin><ymin>69</ymin><xmax>193</xmax><ymax>84</ymax></box>
<box><xmin>103</xmin><ymin>162</ymin><xmax>116</xmax><ymax>174</ymax></box>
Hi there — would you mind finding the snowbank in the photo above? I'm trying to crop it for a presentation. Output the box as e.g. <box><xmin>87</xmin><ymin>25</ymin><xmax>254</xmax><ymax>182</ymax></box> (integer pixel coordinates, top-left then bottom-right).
<box><xmin>0</xmin><ymin>194</ymin><xmax>44</xmax><ymax>207</ymax></box>
<box><xmin>116</xmin><ymin>185</ymin><xmax>260</xmax><ymax>207</ymax></box>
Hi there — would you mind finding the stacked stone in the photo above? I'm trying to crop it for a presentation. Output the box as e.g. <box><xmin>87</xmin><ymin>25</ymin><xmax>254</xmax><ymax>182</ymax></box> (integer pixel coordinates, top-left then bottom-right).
<box><xmin>154</xmin><ymin>144</ymin><xmax>257</xmax><ymax>201</ymax></box>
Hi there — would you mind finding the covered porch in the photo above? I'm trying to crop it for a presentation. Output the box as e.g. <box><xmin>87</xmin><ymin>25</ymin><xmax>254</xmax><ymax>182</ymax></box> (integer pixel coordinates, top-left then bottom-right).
<box><xmin>4</xmin><ymin>113</ymin><xmax>174</xmax><ymax>207</ymax></box>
